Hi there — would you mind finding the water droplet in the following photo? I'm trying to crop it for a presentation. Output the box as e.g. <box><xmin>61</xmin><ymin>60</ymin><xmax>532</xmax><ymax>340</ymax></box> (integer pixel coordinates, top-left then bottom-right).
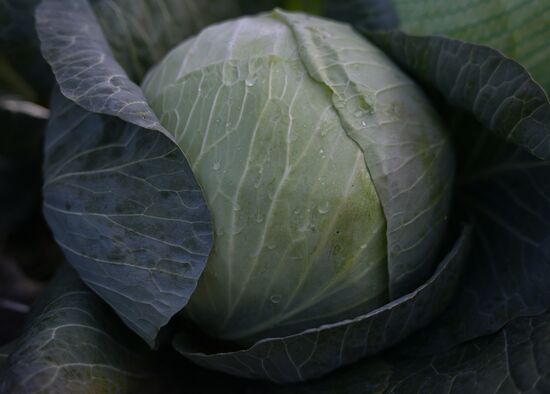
<box><xmin>270</xmin><ymin>295</ymin><xmax>282</xmax><ymax>304</ymax></box>
<box><xmin>319</xmin><ymin>148</ymin><xmax>325</xmax><ymax>154</ymax></box>
<box><xmin>317</xmin><ymin>201</ymin><xmax>330</xmax><ymax>214</ymax></box>
<box><xmin>353</xmin><ymin>110</ymin><xmax>364</xmax><ymax>118</ymax></box>
<box><xmin>233</xmin><ymin>203</ymin><xmax>241</xmax><ymax>211</ymax></box>
<box><xmin>212</xmin><ymin>162</ymin><xmax>221</xmax><ymax>171</ymax></box>
<box><xmin>267</xmin><ymin>244</ymin><xmax>276</xmax><ymax>250</ymax></box>
<box><xmin>293</xmin><ymin>209</ymin><xmax>300</xmax><ymax>215</ymax></box>
<box><xmin>255</xmin><ymin>215</ymin><xmax>264</xmax><ymax>223</ymax></box>
<box><xmin>360</xmin><ymin>243</ymin><xmax>368</xmax><ymax>249</ymax></box>
<box><xmin>245</xmin><ymin>75</ymin><xmax>257</xmax><ymax>87</ymax></box>
<box><xmin>298</xmin><ymin>221</ymin><xmax>315</xmax><ymax>233</ymax></box>
<box><xmin>360</xmin><ymin>120</ymin><xmax>367</xmax><ymax>127</ymax></box>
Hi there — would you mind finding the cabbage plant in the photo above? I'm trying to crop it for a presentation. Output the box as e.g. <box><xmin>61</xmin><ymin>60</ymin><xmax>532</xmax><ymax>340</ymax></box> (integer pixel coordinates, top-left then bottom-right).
<box><xmin>0</xmin><ymin>0</ymin><xmax>549</xmax><ymax>392</ymax></box>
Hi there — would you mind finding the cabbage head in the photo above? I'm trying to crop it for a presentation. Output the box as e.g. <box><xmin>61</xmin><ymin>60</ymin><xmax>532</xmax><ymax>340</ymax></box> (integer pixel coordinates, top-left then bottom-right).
<box><xmin>142</xmin><ymin>10</ymin><xmax>453</xmax><ymax>343</ymax></box>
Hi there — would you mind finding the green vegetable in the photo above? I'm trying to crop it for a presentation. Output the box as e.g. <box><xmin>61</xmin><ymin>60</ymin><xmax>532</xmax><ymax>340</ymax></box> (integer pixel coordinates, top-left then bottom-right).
<box><xmin>142</xmin><ymin>11</ymin><xmax>453</xmax><ymax>342</ymax></box>
<box><xmin>2</xmin><ymin>0</ymin><xmax>548</xmax><ymax>391</ymax></box>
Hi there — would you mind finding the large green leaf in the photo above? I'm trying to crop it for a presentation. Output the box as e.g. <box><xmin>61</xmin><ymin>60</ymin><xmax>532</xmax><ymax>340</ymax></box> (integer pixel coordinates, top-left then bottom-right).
<box><xmin>268</xmin><ymin>311</ymin><xmax>550</xmax><ymax>393</ymax></box>
<box><xmin>42</xmin><ymin>90</ymin><xmax>212</xmax><ymax>347</ymax></box>
<box><xmin>391</xmin><ymin>0</ymin><xmax>550</xmax><ymax>93</ymax></box>
<box><xmin>0</xmin><ymin>265</ymin><xmax>157</xmax><ymax>393</ymax></box>
<box><xmin>35</xmin><ymin>0</ymin><xmax>214</xmax><ymax>347</ymax></box>
<box><xmin>390</xmin><ymin>114</ymin><xmax>550</xmax><ymax>358</ymax></box>
<box><xmin>363</xmin><ymin>30</ymin><xmax>550</xmax><ymax>352</ymax></box>
<box><xmin>174</xmin><ymin>226</ymin><xmax>469</xmax><ymax>384</ymax></box>
<box><xmin>35</xmin><ymin>0</ymin><xmax>166</xmax><ymax>133</ymax></box>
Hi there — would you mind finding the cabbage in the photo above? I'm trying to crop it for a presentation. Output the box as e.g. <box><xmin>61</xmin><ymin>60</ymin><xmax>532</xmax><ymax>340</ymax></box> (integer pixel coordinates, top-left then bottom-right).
<box><xmin>142</xmin><ymin>10</ymin><xmax>453</xmax><ymax>342</ymax></box>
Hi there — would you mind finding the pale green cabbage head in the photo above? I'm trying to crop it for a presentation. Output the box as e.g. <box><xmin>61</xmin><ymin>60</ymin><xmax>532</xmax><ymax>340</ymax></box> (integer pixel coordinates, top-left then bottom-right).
<box><xmin>142</xmin><ymin>10</ymin><xmax>453</xmax><ymax>343</ymax></box>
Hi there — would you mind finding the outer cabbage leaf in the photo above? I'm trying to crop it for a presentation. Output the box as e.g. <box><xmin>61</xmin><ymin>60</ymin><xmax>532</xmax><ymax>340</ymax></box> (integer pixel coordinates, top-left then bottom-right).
<box><xmin>267</xmin><ymin>311</ymin><xmax>550</xmax><ymax>393</ymax></box>
<box><xmin>0</xmin><ymin>265</ymin><xmax>157</xmax><ymax>394</ymax></box>
<box><xmin>35</xmin><ymin>0</ymin><xmax>214</xmax><ymax>347</ymax></box>
<box><xmin>35</xmin><ymin>0</ymin><xmax>166</xmax><ymax>134</ymax></box>
<box><xmin>42</xmin><ymin>90</ymin><xmax>211</xmax><ymax>347</ymax></box>
<box><xmin>365</xmin><ymin>30</ymin><xmax>550</xmax><ymax>351</ymax></box>
<box><xmin>391</xmin><ymin>0</ymin><xmax>550</xmax><ymax>93</ymax></box>
<box><xmin>392</xmin><ymin>114</ymin><xmax>550</xmax><ymax>358</ymax></box>
<box><xmin>174</xmin><ymin>226</ymin><xmax>470</xmax><ymax>384</ymax></box>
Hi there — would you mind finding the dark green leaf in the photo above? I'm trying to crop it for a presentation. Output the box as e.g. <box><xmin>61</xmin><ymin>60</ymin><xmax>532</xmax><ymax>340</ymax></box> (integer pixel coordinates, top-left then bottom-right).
<box><xmin>0</xmin><ymin>265</ymin><xmax>157</xmax><ymax>393</ymax></box>
<box><xmin>35</xmin><ymin>0</ymin><xmax>214</xmax><ymax>347</ymax></box>
<box><xmin>42</xmin><ymin>90</ymin><xmax>212</xmax><ymax>348</ymax></box>
<box><xmin>395</xmin><ymin>114</ymin><xmax>550</xmax><ymax>357</ymax></box>
<box><xmin>391</xmin><ymin>0</ymin><xmax>550</xmax><ymax>93</ymax></box>
<box><xmin>174</xmin><ymin>227</ymin><xmax>470</xmax><ymax>384</ymax></box>
<box><xmin>36</xmin><ymin>0</ymin><xmax>164</xmax><ymax>133</ymax></box>
<box><xmin>361</xmin><ymin>30</ymin><xmax>550</xmax><ymax>354</ymax></box>
<box><xmin>271</xmin><ymin>311</ymin><xmax>550</xmax><ymax>393</ymax></box>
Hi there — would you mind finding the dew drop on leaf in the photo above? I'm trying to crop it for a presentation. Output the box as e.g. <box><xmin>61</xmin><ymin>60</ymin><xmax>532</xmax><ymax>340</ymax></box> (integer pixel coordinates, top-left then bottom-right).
<box><xmin>270</xmin><ymin>294</ymin><xmax>281</xmax><ymax>304</ymax></box>
<box><xmin>318</xmin><ymin>201</ymin><xmax>330</xmax><ymax>214</ymax></box>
